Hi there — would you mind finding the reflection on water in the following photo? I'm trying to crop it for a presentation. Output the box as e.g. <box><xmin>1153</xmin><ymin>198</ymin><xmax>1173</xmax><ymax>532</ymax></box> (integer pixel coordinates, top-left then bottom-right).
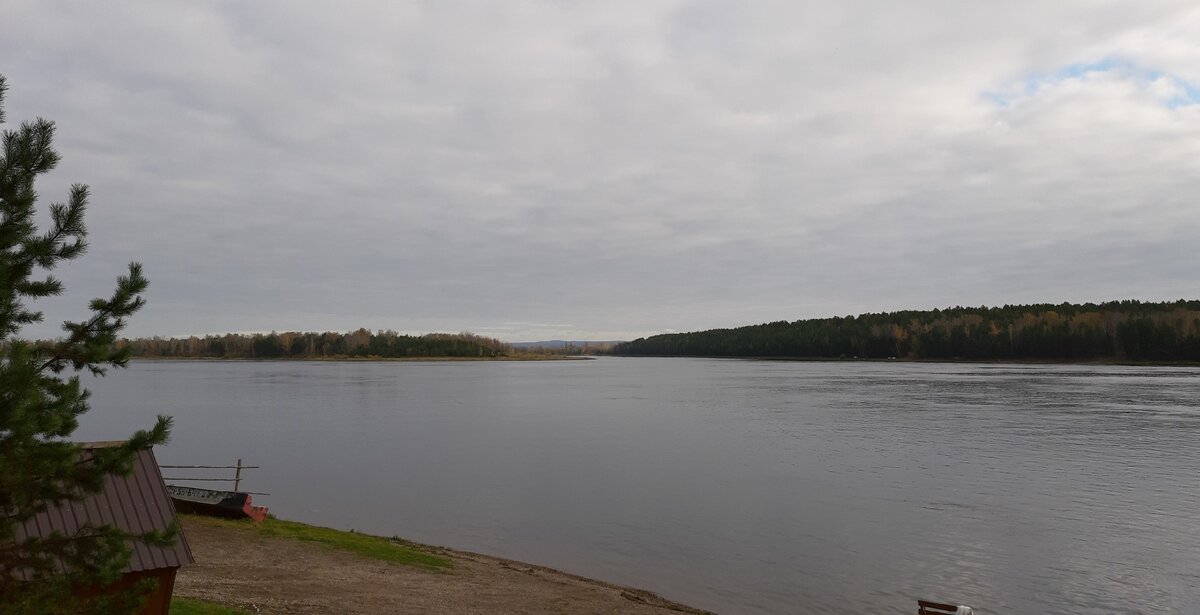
<box><xmin>80</xmin><ymin>358</ymin><xmax>1200</xmax><ymax>614</ymax></box>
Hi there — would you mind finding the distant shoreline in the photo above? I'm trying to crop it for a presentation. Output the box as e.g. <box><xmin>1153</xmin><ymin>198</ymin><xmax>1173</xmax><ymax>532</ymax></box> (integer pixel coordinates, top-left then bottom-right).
<box><xmin>129</xmin><ymin>355</ymin><xmax>1200</xmax><ymax>366</ymax></box>
<box><xmin>131</xmin><ymin>355</ymin><xmax>594</xmax><ymax>362</ymax></box>
<box><xmin>612</xmin><ymin>300</ymin><xmax>1200</xmax><ymax>363</ymax></box>
<box><xmin>610</xmin><ymin>355</ymin><xmax>1200</xmax><ymax>367</ymax></box>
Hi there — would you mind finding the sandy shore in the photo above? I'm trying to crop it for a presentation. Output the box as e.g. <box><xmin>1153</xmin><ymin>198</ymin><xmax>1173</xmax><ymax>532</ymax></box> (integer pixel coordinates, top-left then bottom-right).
<box><xmin>174</xmin><ymin>516</ymin><xmax>712</xmax><ymax>614</ymax></box>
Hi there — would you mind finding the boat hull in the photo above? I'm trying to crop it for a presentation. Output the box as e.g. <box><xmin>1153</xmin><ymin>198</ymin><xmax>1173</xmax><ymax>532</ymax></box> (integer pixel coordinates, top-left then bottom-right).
<box><xmin>168</xmin><ymin>485</ymin><xmax>268</xmax><ymax>523</ymax></box>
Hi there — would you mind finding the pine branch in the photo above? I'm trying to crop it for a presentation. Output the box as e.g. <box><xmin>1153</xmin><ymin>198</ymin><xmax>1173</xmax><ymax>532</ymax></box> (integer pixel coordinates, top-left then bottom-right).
<box><xmin>0</xmin><ymin>76</ymin><xmax>168</xmax><ymax>610</ymax></box>
<box><xmin>37</xmin><ymin>263</ymin><xmax>148</xmax><ymax>374</ymax></box>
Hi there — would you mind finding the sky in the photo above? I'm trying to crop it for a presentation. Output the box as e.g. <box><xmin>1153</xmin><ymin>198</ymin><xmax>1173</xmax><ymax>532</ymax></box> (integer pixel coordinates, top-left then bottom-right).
<box><xmin>4</xmin><ymin>1</ymin><xmax>1199</xmax><ymax>342</ymax></box>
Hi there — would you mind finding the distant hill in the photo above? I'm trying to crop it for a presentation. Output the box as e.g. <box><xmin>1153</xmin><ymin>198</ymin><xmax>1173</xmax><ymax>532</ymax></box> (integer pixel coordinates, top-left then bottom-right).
<box><xmin>613</xmin><ymin>300</ymin><xmax>1200</xmax><ymax>362</ymax></box>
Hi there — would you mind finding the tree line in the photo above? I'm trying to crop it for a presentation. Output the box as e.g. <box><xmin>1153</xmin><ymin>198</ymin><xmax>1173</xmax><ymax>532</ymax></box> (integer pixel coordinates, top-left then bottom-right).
<box><xmin>122</xmin><ymin>329</ymin><xmax>512</xmax><ymax>359</ymax></box>
<box><xmin>613</xmin><ymin>300</ymin><xmax>1200</xmax><ymax>362</ymax></box>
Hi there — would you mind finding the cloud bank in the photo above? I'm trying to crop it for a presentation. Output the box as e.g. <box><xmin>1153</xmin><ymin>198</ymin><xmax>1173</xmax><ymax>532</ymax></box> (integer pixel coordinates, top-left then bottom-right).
<box><xmin>4</xmin><ymin>1</ymin><xmax>1199</xmax><ymax>341</ymax></box>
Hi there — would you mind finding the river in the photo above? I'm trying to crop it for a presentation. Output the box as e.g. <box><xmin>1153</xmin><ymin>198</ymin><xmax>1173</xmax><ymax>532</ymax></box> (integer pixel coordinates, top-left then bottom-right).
<box><xmin>79</xmin><ymin>358</ymin><xmax>1200</xmax><ymax>614</ymax></box>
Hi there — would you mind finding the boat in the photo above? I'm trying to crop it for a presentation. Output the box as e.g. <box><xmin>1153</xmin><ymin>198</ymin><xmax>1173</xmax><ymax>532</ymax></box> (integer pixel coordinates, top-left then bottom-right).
<box><xmin>167</xmin><ymin>485</ymin><xmax>269</xmax><ymax>523</ymax></box>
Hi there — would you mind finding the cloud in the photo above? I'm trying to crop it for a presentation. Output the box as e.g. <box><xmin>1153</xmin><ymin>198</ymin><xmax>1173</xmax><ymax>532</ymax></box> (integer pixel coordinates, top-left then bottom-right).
<box><xmin>3</xmin><ymin>1</ymin><xmax>1199</xmax><ymax>341</ymax></box>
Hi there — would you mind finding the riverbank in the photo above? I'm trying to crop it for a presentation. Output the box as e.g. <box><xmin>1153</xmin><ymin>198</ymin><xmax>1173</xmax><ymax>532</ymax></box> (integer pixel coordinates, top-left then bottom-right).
<box><xmin>133</xmin><ymin>354</ymin><xmax>592</xmax><ymax>362</ymax></box>
<box><xmin>174</xmin><ymin>515</ymin><xmax>710</xmax><ymax>614</ymax></box>
<box><xmin>611</xmin><ymin>354</ymin><xmax>1200</xmax><ymax>366</ymax></box>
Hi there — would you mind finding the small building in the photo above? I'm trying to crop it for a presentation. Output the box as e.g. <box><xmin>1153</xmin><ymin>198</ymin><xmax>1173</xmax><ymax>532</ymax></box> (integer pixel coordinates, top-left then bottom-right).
<box><xmin>14</xmin><ymin>443</ymin><xmax>194</xmax><ymax>614</ymax></box>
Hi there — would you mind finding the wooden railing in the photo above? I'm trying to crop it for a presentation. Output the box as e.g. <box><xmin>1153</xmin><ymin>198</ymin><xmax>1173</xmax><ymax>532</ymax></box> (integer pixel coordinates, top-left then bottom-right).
<box><xmin>160</xmin><ymin>458</ymin><xmax>268</xmax><ymax>494</ymax></box>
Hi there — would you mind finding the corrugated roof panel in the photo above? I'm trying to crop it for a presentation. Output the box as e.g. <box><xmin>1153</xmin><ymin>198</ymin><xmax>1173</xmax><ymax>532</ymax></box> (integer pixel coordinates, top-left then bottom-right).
<box><xmin>130</xmin><ymin>454</ymin><xmax>167</xmax><ymax>569</ymax></box>
<box><xmin>81</xmin><ymin>489</ymin><xmax>105</xmax><ymax>531</ymax></box>
<box><xmin>142</xmin><ymin>451</ymin><xmax>186</xmax><ymax>568</ymax></box>
<box><xmin>67</xmin><ymin>499</ymin><xmax>89</xmax><ymax>534</ymax></box>
<box><xmin>14</xmin><ymin>446</ymin><xmax>194</xmax><ymax>574</ymax></box>
<box><xmin>109</xmin><ymin>470</ymin><xmax>152</xmax><ymax>568</ymax></box>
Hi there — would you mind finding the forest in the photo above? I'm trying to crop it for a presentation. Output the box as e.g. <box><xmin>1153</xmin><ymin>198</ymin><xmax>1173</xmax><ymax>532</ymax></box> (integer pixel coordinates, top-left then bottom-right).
<box><xmin>121</xmin><ymin>329</ymin><xmax>511</xmax><ymax>359</ymax></box>
<box><xmin>613</xmin><ymin>300</ymin><xmax>1200</xmax><ymax>362</ymax></box>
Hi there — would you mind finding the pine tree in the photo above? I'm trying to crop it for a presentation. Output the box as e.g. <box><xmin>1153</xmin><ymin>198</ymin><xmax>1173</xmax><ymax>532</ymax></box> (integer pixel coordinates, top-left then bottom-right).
<box><xmin>0</xmin><ymin>75</ymin><xmax>174</xmax><ymax>612</ymax></box>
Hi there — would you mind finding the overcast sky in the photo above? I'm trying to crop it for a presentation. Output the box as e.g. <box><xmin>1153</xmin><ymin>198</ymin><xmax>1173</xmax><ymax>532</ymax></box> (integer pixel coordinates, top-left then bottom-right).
<box><xmin>4</xmin><ymin>1</ymin><xmax>1199</xmax><ymax>341</ymax></box>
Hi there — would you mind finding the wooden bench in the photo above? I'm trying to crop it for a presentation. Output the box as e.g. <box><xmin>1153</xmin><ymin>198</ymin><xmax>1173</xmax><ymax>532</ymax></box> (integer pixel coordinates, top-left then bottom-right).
<box><xmin>919</xmin><ymin>599</ymin><xmax>970</xmax><ymax>614</ymax></box>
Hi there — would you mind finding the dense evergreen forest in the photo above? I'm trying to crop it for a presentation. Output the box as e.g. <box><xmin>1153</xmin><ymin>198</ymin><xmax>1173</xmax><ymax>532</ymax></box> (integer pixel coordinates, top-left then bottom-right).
<box><xmin>122</xmin><ymin>329</ymin><xmax>511</xmax><ymax>359</ymax></box>
<box><xmin>613</xmin><ymin>300</ymin><xmax>1200</xmax><ymax>362</ymax></box>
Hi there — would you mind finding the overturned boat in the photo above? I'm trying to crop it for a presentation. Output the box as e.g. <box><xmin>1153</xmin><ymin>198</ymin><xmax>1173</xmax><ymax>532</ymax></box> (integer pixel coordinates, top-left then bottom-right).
<box><xmin>168</xmin><ymin>485</ymin><xmax>269</xmax><ymax>523</ymax></box>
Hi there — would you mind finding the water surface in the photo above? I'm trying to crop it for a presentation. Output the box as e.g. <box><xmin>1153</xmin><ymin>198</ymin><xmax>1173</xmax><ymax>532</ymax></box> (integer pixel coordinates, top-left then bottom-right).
<box><xmin>80</xmin><ymin>358</ymin><xmax>1200</xmax><ymax>614</ymax></box>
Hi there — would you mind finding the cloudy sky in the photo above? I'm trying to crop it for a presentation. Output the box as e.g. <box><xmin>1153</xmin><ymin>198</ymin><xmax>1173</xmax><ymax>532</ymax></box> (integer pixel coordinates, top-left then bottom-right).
<box><xmin>4</xmin><ymin>1</ymin><xmax>1199</xmax><ymax>341</ymax></box>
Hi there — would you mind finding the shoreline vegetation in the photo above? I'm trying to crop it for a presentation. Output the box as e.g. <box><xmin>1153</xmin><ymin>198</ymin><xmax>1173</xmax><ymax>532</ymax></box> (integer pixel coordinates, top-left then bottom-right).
<box><xmin>115</xmin><ymin>330</ymin><xmax>615</xmax><ymax>361</ymax></box>
<box><xmin>91</xmin><ymin>299</ymin><xmax>1200</xmax><ymax>366</ymax></box>
<box><xmin>173</xmin><ymin>514</ymin><xmax>709</xmax><ymax>614</ymax></box>
<box><xmin>133</xmin><ymin>354</ymin><xmax>592</xmax><ymax>362</ymax></box>
<box><xmin>615</xmin><ymin>299</ymin><xmax>1200</xmax><ymax>363</ymax></box>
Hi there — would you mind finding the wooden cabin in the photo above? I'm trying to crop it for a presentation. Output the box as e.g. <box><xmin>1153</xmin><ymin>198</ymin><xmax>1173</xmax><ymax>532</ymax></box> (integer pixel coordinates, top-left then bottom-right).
<box><xmin>13</xmin><ymin>443</ymin><xmax>193</xmax><ymax>614</ymax></box>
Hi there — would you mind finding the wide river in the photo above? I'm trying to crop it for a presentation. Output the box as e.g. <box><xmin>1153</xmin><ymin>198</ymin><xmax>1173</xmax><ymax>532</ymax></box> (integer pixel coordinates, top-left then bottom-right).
<box><xmin>79</xmin><ymin>358</ymin><xmax>1199</xmax><ymax>614</ymax></box>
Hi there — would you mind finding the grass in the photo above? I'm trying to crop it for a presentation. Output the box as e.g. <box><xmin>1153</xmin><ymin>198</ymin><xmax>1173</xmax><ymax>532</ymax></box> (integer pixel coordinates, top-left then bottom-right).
<box><xmin>169</xmin><ymin>597</ymin><xmax>252</xmax><ymax>615</ymax></box>
<box><xmin>184</xmin><ymin>514</ymin><xmax>452</xmax><ymax>571</ymax></box>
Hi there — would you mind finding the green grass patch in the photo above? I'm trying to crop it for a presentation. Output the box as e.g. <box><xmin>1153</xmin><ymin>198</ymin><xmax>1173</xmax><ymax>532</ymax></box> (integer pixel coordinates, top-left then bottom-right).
<box><xmin>184</xmin><ymin>515</ymin><xmax>451</xmax><ymax>571</ymax></box>
<box><xmin>170</xmin><ymin>597</ymin><xmax>252</xmax><ymax>615</ymax></box>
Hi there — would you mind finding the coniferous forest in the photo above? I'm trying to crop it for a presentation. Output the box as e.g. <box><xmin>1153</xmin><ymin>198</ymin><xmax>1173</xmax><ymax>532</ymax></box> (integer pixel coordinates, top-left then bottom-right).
<box><xmin>122</xmin><ymin>329</ymin><xmax>510</xmax><ymax>359</ymax></box>
<box><xmin>613</xmin><ymin>300</ymin><xmax>1200</xmax><ymax>362</ymax></box>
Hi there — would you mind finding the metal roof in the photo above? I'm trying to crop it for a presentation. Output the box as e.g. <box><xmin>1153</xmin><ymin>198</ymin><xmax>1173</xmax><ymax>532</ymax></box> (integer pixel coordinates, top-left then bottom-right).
<box><xmin>15</xmin><ymin>445</ymin><xmax>194</xmax><ymax>574</ymax></box>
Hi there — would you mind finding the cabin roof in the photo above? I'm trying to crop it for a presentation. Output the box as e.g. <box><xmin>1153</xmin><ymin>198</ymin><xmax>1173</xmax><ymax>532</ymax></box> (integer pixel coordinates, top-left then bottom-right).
<box><xmin>15</xmin><ymin>445</ymin><xmax>194</xmax><ymax>574</ymax></box>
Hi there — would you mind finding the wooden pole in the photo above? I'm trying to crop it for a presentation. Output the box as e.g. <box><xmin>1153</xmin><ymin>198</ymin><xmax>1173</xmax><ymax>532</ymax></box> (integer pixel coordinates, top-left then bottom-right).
<box><xmin>234</xmin><ymin>458</ymin><xmax>243</xmax><ymax>492</ymax></box>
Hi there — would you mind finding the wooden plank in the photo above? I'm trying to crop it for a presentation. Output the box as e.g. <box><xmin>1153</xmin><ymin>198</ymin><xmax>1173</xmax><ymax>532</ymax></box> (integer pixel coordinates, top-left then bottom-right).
<box><xmin>918</xmin><ymin>599</ymin><xmax>960</xmax><ymax>614</ymax></box>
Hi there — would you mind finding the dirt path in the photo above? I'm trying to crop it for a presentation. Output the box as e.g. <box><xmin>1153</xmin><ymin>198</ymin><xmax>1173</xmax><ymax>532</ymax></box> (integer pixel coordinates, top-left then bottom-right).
<box><xmin>174</xmin><ymin>517</ymin><xmax>713</xmax><ymax>614</ymax></box>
